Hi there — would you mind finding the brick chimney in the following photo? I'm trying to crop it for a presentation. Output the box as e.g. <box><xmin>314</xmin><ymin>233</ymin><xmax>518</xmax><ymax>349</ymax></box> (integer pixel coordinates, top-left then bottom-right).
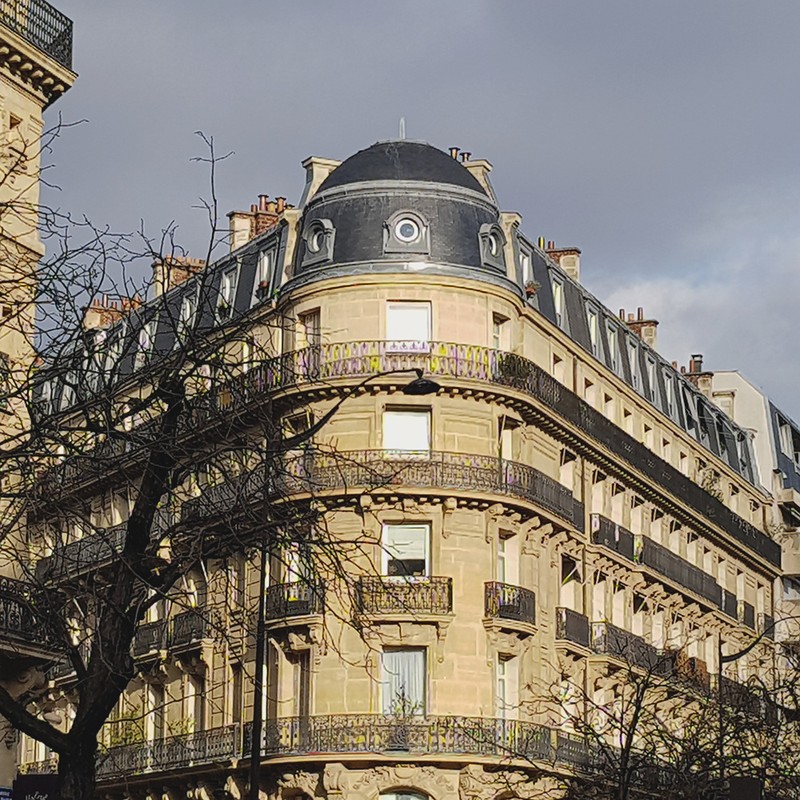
<box><xmin>620</xmin><ymin>306</ymin><xmax>659</xmax><ymax>350</ymax></box>
<box><xmin>227</xmin><ymin>193</ymin><xmax>293</xmax><ymax>252</ymax></box>
<box><xmin>151</xmin><ymin>256</ymin><xmax>206</xmax><ymax>298</ymax></box>
<box><xmin>82</xmin><ymin>294</ymin><xmax>144</xmax><ymax>330</ymax></box>
<box><xmin>545</xmin><ymin>241</ymin><xmax>581</xmax><ymax>283</ymax></box>
<box><xmin>683</xmin><ymin>353</ymin><xmax>713</xmax><ymax>397</ymax></box>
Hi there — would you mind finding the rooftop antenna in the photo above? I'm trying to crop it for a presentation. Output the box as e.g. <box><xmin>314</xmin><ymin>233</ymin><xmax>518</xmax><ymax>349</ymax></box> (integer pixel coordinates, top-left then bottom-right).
<box><xmin>398</xmin><ymin>116</ymin><xmax>406</xmax><ymax>140</ymax></box>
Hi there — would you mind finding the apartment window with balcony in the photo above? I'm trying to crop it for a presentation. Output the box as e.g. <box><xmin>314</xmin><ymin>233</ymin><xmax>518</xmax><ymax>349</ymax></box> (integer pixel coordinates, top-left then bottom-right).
<box><xmin>298</xmin><ymin>308</ymin><xmax>321</xmax><ymax>348</ymax></box>
<box><xmin>229</xmin><ymin>663</ymin><xmax>243</xmax><ymax>724</ymax></box>
<box><xmin>382</xmin><ymin>648</ymin><xmax>426</xmax><ymax>715</ymax></box>
<box><xmin>491</xmin><ymin>313</ymin><xmax>509</xmax><ymax>351</ymax></box>
<box><xmin>382</xmin><ymin>524</ymin><xmax>429</xmax><ymax>578</ymax></box>
<box><xmin>291</xmin><ymin>651</ymin><xmax>311</xmax><ymax>718</ymax></box>
<box><xmin>560</xmin><ymin>554</ymin><xmax>581</xmax><ymax>609</ymax></box>
<box><xmin>497</xmin><ymin>531</ymin><xmax>519</xmax><ymax>585</ymax></box>
<box><xmin>496</xmin><ymin>655</ymin><xmax>519</xmax><ymax>719</ymax></box>
<box><xmin>386</xmin><ymin>301</ymin><xmax>431</xmax><ymax>352</ymax></box>
<box><xmin>552</xmin><ymin>353</ymin><xmax>565</xmax><ymax>383</ymax></box>
<box><xmin>383</xmin><ymin>408</ymin><xmax>430</xmax><ymax>457</ymax></box>
<box><xmin>145</xmin><ymin>684</ymin><xmax>165</xmax><ymax>741</ymax></box>
<box><xmin>184</xmin><ymin>674</ymin><xmax>205</xmax><ymax>732</ymax></box>
<box><xmin>632</xmin><ymin>594</ymin><xmax>646</xmax><ymax>637</ymax></box>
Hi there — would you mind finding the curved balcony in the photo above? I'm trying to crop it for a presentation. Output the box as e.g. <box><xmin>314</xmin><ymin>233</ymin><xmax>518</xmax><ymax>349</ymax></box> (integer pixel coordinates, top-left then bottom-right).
<box><xmin>184</xmin><ymin>450</ymin><xmax>585</xmax><ymax>532</ymax></box>
<box><xmin>484</xmin><ymin>581</ymin><xmax>536</xmax><ymax>626</ymax></box>
<box><xmin>356</xmin><ymin>576</ymin><xmax>453</xmax><ymax>616</ymax></box>
<box><xmin>265</xmin><ymin>581</ymin><xmax>324</xmax><ymax>622</ymax></box>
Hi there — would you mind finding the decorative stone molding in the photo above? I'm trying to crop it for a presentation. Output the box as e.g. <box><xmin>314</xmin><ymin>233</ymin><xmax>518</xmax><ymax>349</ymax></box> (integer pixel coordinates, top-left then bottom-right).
<box><xmin>322</xmin><ymin>763</ymin><xmax>347</xmax><ymax>797</ymax></box>
<box><xmin>277</xmin><ymin>770</ymin><xmax>320</xmax><ymax>798</ymax></box>
<box><xmin>350</xmin><ymin>763</ymin><xmax>454</xmax><ymax>800</ymax></box>
<box><xmin>458</xmin><ymin>764</ymin><xmax>541</xmax><ymax>800</ymax></box>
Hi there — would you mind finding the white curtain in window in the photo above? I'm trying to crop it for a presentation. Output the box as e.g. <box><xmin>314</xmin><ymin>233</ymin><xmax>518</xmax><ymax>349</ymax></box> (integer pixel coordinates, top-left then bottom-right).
<box><xmin>383</xmin><ymin>410</ymin><xmax>430</xmax><ymax>453</ymax></box>
<box><xmin>386</xmin><ymin>303</ymin><xmax>430</xmax><ymax>346</ymax></box>
<box><xmin>383</xmin><ymin>524</ymin><xmax>429</xmax><ymax>576</ymax></box>
<box><xmin>382</xmin><ymin>649</ymin><xmax>425</xmax><ymax>715</ymax></box>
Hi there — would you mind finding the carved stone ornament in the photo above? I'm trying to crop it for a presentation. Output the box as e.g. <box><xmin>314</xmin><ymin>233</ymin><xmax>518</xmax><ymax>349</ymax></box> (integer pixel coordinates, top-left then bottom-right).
<box><xmin>350</xmin><ymin>764</ymin><xmax>453</xmax><ymax>799</ymax></box>
<box><xmin>458</xmin><ymin>764</ymin><xmax>540</xmax><ymax>800</ymax></box>
<box><xmin>322</xmin><ymin>763</ymin><xmax>348</xmax><ymax>795</ymax></box>
<box><xmin>277</xmin><ymin>770</ymin><xmax>320</xmax><ymax>798</ymax></box>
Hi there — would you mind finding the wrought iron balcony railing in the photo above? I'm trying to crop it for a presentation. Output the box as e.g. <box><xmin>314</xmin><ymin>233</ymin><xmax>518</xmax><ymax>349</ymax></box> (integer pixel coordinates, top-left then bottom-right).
<box><xmin>37</xmin><ymin>523</ymin><xmax>127</xmax><ymax>581</ymax></box>
<box><xmin>251</xmin><ymin>714</ymin><xmax>554</xmax><ymax>762</ymax></box>
<box><xmin>738</xmin><ymin>600</ymin><xmax>756</xmax><ymax>630</ymax></box>
<box><xmin>356</xmin><ymin>576</ymin><xmax>452</xmax><ymax>616</ymax></box>
<box><xmin>0</xmin><ymin>575</ymin><xmax>60</xmax><ymax>653</ymax></box>
<box><xmin>132</xmin><ymin>620</ymin><xmax>167</xmax><ymax>658</ymax></box>
<box><xmin>591</xmin><ymin>622</ymin><xmax>674</xmax><ymax>676</ymax></box>
<box><xmin>96</xmin><ymin>724</ymin><xmax>240</xmax><ymax>779</ymax></box>
<box><xmin>591</xmin><ymin>514</ymin><xmax>635</xmax><ymax>560</ymax></box>
<box><xmin>168</xmin><ymin>609</ymin><xmax>211</xmax><ymax>649</ymax></box>
<box><xmin>555</xmin><ymin>607</ymin><xmax>591</xmax><ymax>648</ymax></box>
<box><xmin>484</xmin><ymin>581</ymin><xmax>535</xmax><ymax>625</ymax></box>
<box><xmin>265</xmin><ymin>581</ymin><xmax>324</xmax><ymax>621</ymax></box>
<box><xmin>634</xmin><ymin>535</ymin><xmax>722</xmax><ymax>607</ymax></box>
<box><xmin>0</xmin><ymin>0</ymin><xmax>73</xmax><ymax>69</ymax></box>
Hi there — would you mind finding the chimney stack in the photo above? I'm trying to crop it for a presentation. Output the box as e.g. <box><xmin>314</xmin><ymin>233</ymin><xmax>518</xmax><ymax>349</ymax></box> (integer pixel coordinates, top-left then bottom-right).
<box><xmin>620</xmin><ymin>306</ymin><xmax>659</xmax><ymax>350</ymax></box>
<box><xmin>227</xmin><ymin>192</ymin><xmax>292</xmax><ymax>251</ymax></box>
<box><xmin>449</xmin><ymin>146</ymin><xmax>460</xmax><ymax>160</ymax></box>
<box><xmin>82</xmin><ymin>293</ymin><xmax>144</xmax><ymax>330</ymax></box>
<box><xmin>545</xmin><ymin>240</ymin><xmax>582</xmax><ymax>283</ymax></box>
<box><xmin>684</xmin><ymin>353</ymin><xmax>712</xmax><ymax>397</ymax></box>
<box><xmin>151</xmin><ymin>256</ymin><xmax>206</xmax><ymax>297</ymax></box>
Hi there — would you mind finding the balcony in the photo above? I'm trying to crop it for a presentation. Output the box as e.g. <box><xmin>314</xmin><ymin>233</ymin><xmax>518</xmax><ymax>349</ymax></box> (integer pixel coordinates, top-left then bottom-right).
<box><xmin>0</xmin><ymin>576</ymin><xmax>60</xmax><ymax>657</ymax></box>
<box><xmin>721</xmin><ymin>589</ymin><xmax>737</xmax><ymax>619</ymax></box>
<box><xmin>254</xmin><ymin>714</ymin><xmax>554</xmax><ymax>762</ymax></box>
<box><xmin>96</xmin><ymin>724</ymin><xmax>240</xmax><ymax>779</ymax></box>
<box><xmin>757</xmin><ymin>613</ymin><xmax>775</xmax><ymax>640</ymax></box>
<box><xmin>555</xmin><ymin>607</ymin><xmax>591</xmax><ymax>649</ymax></box>
<box><xmin>674</xmin><ymin>654</ymin><xmax>711</xmax><ymax>693</ymax></box>
<box><xmin>738</xmin><ymin>600</ymin><xmax>756</xmax><ymax>630</ymax></box>
<box><xmin>356</xmin><ymin>576</ymin><xmax>452</xmax><ymax>616</ymax></box>
<box><xmin>591</xmin><ymin>622</ymin><xmax>673</xmax><ymax>676</ymax></box>
<box><xmin>37</xmin><ymin>524</ymin><xmax>127</xmax><ymax>581</ymax></box>
<box><xmin>484</xmin><ymin>582</ymin><xmax>536</xmax><ymax>626</ymax></box>
<box><xmin>265</xmin><ymin>581</ymin><xmax>324</xmax><ymax>622</ymax></box>
<box><xmin>168</xmin><ymin>610</ymin><xmax>211</xmax><ymax>650</ymax></box>
<box><xmin>634</xmin><ymin>536</ymin><xmax>722</xmax><ymax>607</ymax></box>
<box><xmin>591</xmin><ymin>514</ymin><xmax>635</xmax><ymax>560</ymax></box>
<box><xmin>0</xmin><ymin>0</ymin><xmax>73</xmax><ymax>69</ymax></box>
<box><xmin>132</xmin><ymin>620</ymin><xmax>167</xmax><ymax>659</ymax></box>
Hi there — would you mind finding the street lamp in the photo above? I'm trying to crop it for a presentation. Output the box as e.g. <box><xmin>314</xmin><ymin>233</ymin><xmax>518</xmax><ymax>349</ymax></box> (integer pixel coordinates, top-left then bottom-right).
<box><xmin>247</xmin><ymin>367</ymin><xmax>440</xmax><ymax>800</ymax></box>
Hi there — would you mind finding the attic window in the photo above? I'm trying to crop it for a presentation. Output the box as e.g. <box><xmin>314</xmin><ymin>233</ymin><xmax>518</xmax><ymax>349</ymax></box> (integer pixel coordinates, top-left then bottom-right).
<box><xmin>384</xmin><ymin>211</ymin><xmax>429</xmax><ymax>255</ymax></box>
<box><xmin>479</xmin><ymin>224</ymin><xmax>506</xmax><ymax>270</ymax></box>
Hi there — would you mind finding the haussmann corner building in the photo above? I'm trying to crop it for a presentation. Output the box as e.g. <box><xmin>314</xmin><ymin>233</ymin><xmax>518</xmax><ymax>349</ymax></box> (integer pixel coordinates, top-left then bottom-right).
<box><xmin>0</xmin><ymin>18</ymin><xmax>795</xmax><ymax>798</ymax></box>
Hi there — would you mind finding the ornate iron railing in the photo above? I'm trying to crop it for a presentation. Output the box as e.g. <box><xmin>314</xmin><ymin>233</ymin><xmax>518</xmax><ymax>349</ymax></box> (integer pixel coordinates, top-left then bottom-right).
<box><xmin>591</xmin><ymin>622</ymin><xmax>674</xmax><ymax>676</ymax></box>
<box><xmin>484</xmin><ymin>581</ymin><xmax>535</xmax><ymax>625</ymax></box>
<box><xmin>169</xmin><ymin>609</ymin><xmax>211</xmax><ymax>649</ymax></box>
<box><xmin>0</xmin><ymin>575</ymin><xmax>60</xmax><ymax>651</ymax></box>
<box><xmin>96</xmin><ymin>724</ymin><xmax>240</xmax><ymax>778</ymax></box>
<box><xmin>37</xmin><ymin>523</ymin><xmax>127</xmax><ymax>581</ymax></box>
<box><xmin>555</xmin><ymin>607</ymin><xmax>591</xmax><ymax>648</ymax></box>
<box><xmin>251</xmin><ymin>715</ymin><xmax>554</xmax><ymax>762</ymax></box>
<box><xmin>265</xmin><ymin>581</ymin><xmax>324</xmax><ymax>620</ymax></box>
<box><xmin>0</xmin><ymin>0</ymin><xmax>73</xmax><ymax>69</ymax></box>
<box><xmin>132</xmin><ymin>620</ymin><xmax>167</xmax><ymax>658</ymax></box>
<box><xmin>591</xmin><ymin>514</ymin><xmax>635</xmax><ymax>560</ymax></box>
<box><xmin>356</xmin><ymin>576</ymin><xmax>452</xmax><ymax>616</ymax></box>
<box><xmin>555</xmin><ymin>732</ymin><xmax>598</xmax><ymax>771</ymax></box>
<box><xmin>18</xmin><ymin>756</ymin><xmax>58</xmax><ymax>774</ymax></box>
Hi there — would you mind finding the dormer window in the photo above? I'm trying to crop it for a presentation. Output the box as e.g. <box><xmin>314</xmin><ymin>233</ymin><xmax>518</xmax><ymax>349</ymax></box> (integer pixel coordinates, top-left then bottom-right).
<box><xmin>135</xmin><ymin>319</ymin><xmax>157</xmax><ymax>370</ymax></box>
<box><xmin>479</xmin><ymin>223</ymin><xmax>506</xmax><ymax>270</ymax></box>
<box><xmin>254</xmin><ymin>249</ymin><xmax>275</xmax><ymax>302</ymax></box>
<box><xmin>177</xmin><ymin>292</ymin><xmax>196</xmax><ymax>344</ymax></box>
<box><xmin>384</xmin><ymin>211</ymin><xmax>429</xmax><ymax>256</ymax></box>
<box><xmin>301</xmin><ymin>218</ymin><xmax>335</xmax><ymax>267</ymax></box>
<box><xmin>217</xmin><ymin>267</ymin><xmax>238</xmax><ymax>322</ymax></box>
<box><xmin>551</xmin><ymin>277</ymin><xmax>565</xmax><ymax>329</ymax></box>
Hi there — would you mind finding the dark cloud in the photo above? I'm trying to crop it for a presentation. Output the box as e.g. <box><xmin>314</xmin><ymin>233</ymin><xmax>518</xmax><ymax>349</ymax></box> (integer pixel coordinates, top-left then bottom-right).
<box><xmin>45</xmin><ymin>0</ymin><xmax>800</xmax><ymax>412</ymax></box>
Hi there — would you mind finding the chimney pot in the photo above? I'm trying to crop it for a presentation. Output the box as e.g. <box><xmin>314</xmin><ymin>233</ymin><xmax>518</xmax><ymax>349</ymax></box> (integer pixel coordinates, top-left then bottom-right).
<box><xmin>258</xmin><ymin>194</ymin><xmax>269</xmax><ymax>211</ymax></box>
<box><xmin>619</xmin><ymin>308</ymin><xmax>625</xmax><ymax>319</ymax></box>
<box><xmin>637</xmin><ymin>307</ymin><xmax>644</xmax><ymax>320</ymax></box>
<box><xmin>250</xmin><ymin>204</ymin><xmax>258</xmax><ymax>213</ymax></box>
<box><xmin>449</xmin><ymin>146</ymin><xmax>460</xmax><ymax>160</ymax></box>
<box><xmin>460</xmin><ymin>151</ymin><xmax>471</xmax><ymax>162</ymax></box>
<box><xmin>628</xmin><ymin>313</ymin><xmax>634</xmax><ymax>322</ymax></box>
<box><xmin>680</xmin><ymin>366</ymin><xmax>686</xmax><ymax>374</ymax></box>
<box><xmin>276</xmin><ymin>196</ymin><xmax>286</xmax><ymax>213</ymax></box>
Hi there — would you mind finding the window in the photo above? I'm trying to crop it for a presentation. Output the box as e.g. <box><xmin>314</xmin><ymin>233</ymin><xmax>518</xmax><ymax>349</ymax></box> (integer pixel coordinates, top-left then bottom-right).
<box><xmin>645</xmin><ymin>356</ymin><xmax>656</xmax><ymax>400</ymax></box>
<box><xmin>384</xmin><ymin>211</ymin><xmax>429</xmax><ymax>255</ymax></box>
<box><xmin>105</xmin><ymin>326</ymin><xmax>125</xmax><ymax>374</ymax></box>
<box><xmin>298</xmin><ymin>309</ymin><xmax>321</xmax><ymax>348</ymax></box>
<box><xmin>185</xmin><ymin>675</ymin><xmax>205</xmax><ymax>732</ymax></box>
<box><xmin>587</xmin><ymin>307</ymin><xmax>599</xmax><ymax>356</ymax></box>
<box><xmin>779</xmin><ymin>419</ymin><xmax>793</xmax><ymax>457</ymax></box>
<box><xmin>135</xmin><ymin>320</ymin><xmax>156</xmax><ymax>370</ymax></box>
<box><xmin>217</xmin><ymin>267</ymin><xmax>238</xmax><ymax>321</ymax></box>
<box><xmin>663</xmin><ymin>370</ymin><xmax>675</xmax><ymax>417</ymax></box>
<box><xmin>496</xmin><ymin>656</ymin><xmax>519</xmax><ymax>719</ymax></box>
<box><xmin>491</xmin><ymin>313</ymin><xmax>509</xmax><ymax>351</ymax></box>
<box><xmin>386</xmin><ymin>302</ymin><xmax>430</xmax><ymax>352</ymax></box>
<box><xmin>520</xmin><ymin>249</ymin><xmax>532</xmax><ymax>284</ymax></box>
<box><xmin>497</xmin><ymin>531</ymin><xmax>518</xmax><ymax>584</ymax></box>
<box><xmin>145</xmin><ymin>684</ymin><xmax>165</xmax><ymax>741</ymax></box>
<box><xmin>552</xmin><ymin>278</ymin><xmax>564</xmax><ymax>328</ymax></box>
<box><xmin>383</xmin><ymin>408</ymin><xmax>430</xmax><ymax>456</ymax></box>
<box><xmin>254</xmin><ymin>249</ymin><xmax>274</xmax><ymax>303</ymax></box>
<box><xmin>177</xmin><ymin>292</ymin><xmax>196</xmax><ymax>343</ymax></box>
<box><xmin>230</xmin><ymin>663</ymin><xmax>243</xmax><ymax>724</ymax></box>
<box><xmin>479</xmin><ymin>224</ymin><xmax>506</xmax><ymax>269</ymax></box>
<box><xmin>382</xmin><ymin>524</ymin><xmax>429</xmax><ymax>577</ymax></box>
<box><xmin>605</xmin><ymin>322</ymin><xmax>619</xmax><ymax>374</ymax></box>
<box><xmin>382</xmin><ymin>648</ymin><xmax>426</xmax><ymax>715</ymax></box>
<box><xmin>628</xmin><ymin>338</ymin><xmax>640</xmax><ymax>390</ymax></box>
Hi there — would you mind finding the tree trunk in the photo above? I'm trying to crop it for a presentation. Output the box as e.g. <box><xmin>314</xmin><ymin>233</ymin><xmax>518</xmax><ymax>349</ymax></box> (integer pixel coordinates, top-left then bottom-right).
<box><xmin>58</xmin><ymin>741</ymin><xmax>97</xmax><ymax>800</ymax></box>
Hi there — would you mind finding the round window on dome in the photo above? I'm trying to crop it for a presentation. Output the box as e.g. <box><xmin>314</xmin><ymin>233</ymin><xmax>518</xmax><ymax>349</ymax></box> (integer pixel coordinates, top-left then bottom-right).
<box><xmin>307</xmin><ymin>226</ymin><xmax>325</xmax><ymax>253</ymax></box>
<box><xmin>488</xmin><ymin>231</ymin><xmax>501</xmax><ymax>257</ymax></box>
<box><xmin>394</xmin><ymin>217</ymin><xmax>421</xmax><ymax>244</ymax></box>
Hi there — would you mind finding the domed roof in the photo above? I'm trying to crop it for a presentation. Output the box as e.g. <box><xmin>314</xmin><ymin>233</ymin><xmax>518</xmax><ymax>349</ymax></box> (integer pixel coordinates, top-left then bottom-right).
<box><xmin>318</xmin><ymin>140</ymin><xmax>487</xmax><ymax>196</ymax></box>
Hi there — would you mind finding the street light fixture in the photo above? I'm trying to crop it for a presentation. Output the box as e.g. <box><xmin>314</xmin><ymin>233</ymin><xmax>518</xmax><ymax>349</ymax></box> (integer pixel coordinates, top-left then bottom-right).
<box><xmin>247</xmin><ymin>366</ymin><xmax>440</xmax><ymax>800</ymax></box>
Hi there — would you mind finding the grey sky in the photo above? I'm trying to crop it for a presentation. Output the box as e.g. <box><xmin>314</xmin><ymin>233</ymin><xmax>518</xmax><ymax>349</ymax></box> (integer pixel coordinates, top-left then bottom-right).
<box><xmin>45</xmin><ymin>0</ymin><xmax>800</xmax><ymax>414</ymax></box>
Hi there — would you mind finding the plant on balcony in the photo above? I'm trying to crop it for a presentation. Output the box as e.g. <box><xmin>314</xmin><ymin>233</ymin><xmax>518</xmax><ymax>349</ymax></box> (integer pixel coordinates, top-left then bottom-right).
<box><xmin>524</xmin><ymin>279</ymin><xmax>541</xmax><ymax>297</ymax></box>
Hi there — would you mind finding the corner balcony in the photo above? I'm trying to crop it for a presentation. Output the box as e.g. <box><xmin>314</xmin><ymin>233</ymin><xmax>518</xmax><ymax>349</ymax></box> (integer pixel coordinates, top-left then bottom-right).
<box><xmin>254</xmin><ymin>715</ymin><xmax>555</xmax><ymax>763</ymax></box>
<box><xmin>484</xmin><ymin>581</ymin><xmax>536</xmax><ymax>636</ymax></box>
<box><xmin>555</xmin><ymin>607</ymin><xmax>591</xmax><ymax>649</ymax></box>
<box><xmin>0</xmin><ymin>0</ymin><xmax>73</xmax><ymax>70</ymax></box>
<box><xmin>356</xmin><ymin>576</ymin><xmax>453</xmax><ymax>616</ymax></box>
<box><xmin>265</xmin><ymin>581</ymin><xmax>324</xmax><ymax>623</ymax></box>
<box><xmin>168</xmin><ymin>609</ymin><xmax>212</xmax><ymax>651</ymax></box>
<box><xmin>0</xmin><ymin>576</ymin><xmax>61</xmax><ymax>659</ymax></box>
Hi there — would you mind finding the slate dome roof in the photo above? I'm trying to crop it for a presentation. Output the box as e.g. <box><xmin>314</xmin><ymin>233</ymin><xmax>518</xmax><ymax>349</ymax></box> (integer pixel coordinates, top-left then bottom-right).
<box><xmin>318</xmin><ymin>140</ymin><xmax>488</xmax><ymax>196</ymax></box>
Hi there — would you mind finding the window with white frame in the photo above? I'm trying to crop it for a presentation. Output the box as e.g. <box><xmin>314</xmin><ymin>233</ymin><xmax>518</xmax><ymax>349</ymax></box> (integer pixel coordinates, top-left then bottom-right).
<box><xmin>135</xmin><ymin>320</ymin><xmax>156</xmax><ymax>369</ymax></box>
<box><xmin>495</xmin><ymin>655</ymin><xmax>519</xmax><ymax>719</ymax></box>
<box><xmin>663</xmin><ymin>369</ymin><xmax>675</xmax><ymax>417</ymax></box>
<box><xmin>520</xmin><ymin>249</ymin><xmax>532</xmax><ymax>284</ymax></box>
<box><xmin>177</xmin><ymin>292</ymin><xmax>196</xmax><ymax>343</ymax></box>
<box><xmin>382</xmin><ymin>648</ymin><xmax>426</xmax><ymax>715</ymax></box>
<box><xmin>253</xmin><ymin>249</ymin><xmax>274</xmax><ymax>303</ymax></box>
<box><xmin>551</xmin><ymin>278</ymin><xmax>564</xmax><ymax>328</ymax></box>
<box><xmin>645</xmin><ymin>356</ymin><xmax>656</xmax><ymax>400</ymax></box>
<box><xmin>218</xmin><ymin>268</ymin><xmax>238</xmax><ymax>320</ymax></box>
<box><xmin>492</xmin><ymin>313</ymin><xmax>509</xmax><ymax>351</ymax></box>
<box><xmin>628</xmin><ymin>338</ymin><xmax>640</xmax><ymax>391</ymax></box>
<box><xmin>382</xmin><ymin>523</ymin><xmax>429</xmax><ymax>577</ymax></box>
<box><xmin>383</xmin><ymin>408</ymin><xmax>430</xmax><ymax>456</ymax></box>
<box><xmin>105</xmin><ymin>326</ymin><xmax>125</xmax><ymax>374</ymax></box>
<box><xmin>605</xmin><ymin>321</ymin><xmax>619</xmax><ymax>374</ymax></box>
<box><xmin>386</xmin><ymin>301</ymin><xmax>430</xmax><ymax>352</ymax></box>
<box><xmin>587</xmin><ymin>307</ymin><xmax>599</xmax><ymax>356</ymax></box>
